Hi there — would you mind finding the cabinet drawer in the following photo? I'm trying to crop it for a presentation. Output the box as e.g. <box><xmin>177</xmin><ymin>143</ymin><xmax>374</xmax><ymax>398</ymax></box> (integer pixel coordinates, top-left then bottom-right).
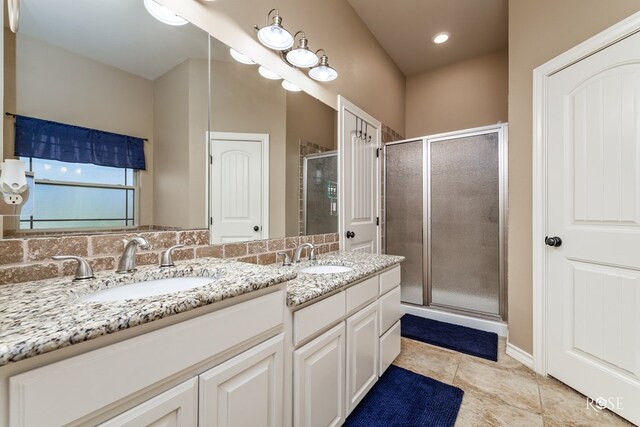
<box><xmin>9</xmin><ymin>290</ymin><xmax>285</xmax><ymax>427</ymax></box>
<box><xmin>379</xmin><ymin>286</ymin><xmax>401</xmax><ymax>335</ymax></box>
<box><xmin>379</xmin><ymin>320</ymin><xmax>401</xmax><ymax>375</ymax></box>
<box><xmin>294</xmin><ymin>292</ymin><xmax>346</xmax><ymax>346</ymax></box>
<box><xmin>346</xmin><ymin>276</ymin><xmax>378</xmax><ymax>315</ymax></box>
<box><xmin>379</xmin><ymin>266</ymin><xmax>401</xmax><ymax>295</ymax></box>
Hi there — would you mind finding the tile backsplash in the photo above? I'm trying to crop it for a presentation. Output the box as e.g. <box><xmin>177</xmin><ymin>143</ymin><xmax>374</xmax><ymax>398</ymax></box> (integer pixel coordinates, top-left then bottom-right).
<box><xmin>0</xmin><ymin>230</ymin><xmax>340</xmax><ymax>286</ymax></box>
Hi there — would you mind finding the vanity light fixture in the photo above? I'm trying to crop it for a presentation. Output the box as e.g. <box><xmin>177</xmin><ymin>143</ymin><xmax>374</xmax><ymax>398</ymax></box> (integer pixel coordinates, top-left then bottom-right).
<box><xmin>282</xmin><ymin>80</ymin><xmax>302</xmax><ymax>92</ymax></box>
<box><xmin>255</xmin><ymin>9</ymin><xmax>294</xmax><ymax>51</ymax></box>
<box><xmin>143</xmin><ymin>0</ymin><xmax>188</xmax><ymax>26</ymax></box>
<box><xmin>309</xmin><ymin>50</ymin><xmax>338</xmax><ymax>82</ymax></box>
<box><xmin>229</xmin><ymin>48</ymin><xmax>255</xmax><ymax>65</ymax></box>
<box><xmin>255</xmin><ymin>9</ymin><xmax>338</xmax><ymax>82</ymax></box>
<box><xmin>432</xmin><ymin>32</ymin><xmax>450</xmax><ymax>44</ymax></box>
<box><xmin>258</xmin><ymin>66</ymin><xmax>281</xmax><ymax>80</ymax></box>
<box><xmin>285</xmin><ymin>32</ymin><xmax>319</xmax><ymax>68</ymax></box>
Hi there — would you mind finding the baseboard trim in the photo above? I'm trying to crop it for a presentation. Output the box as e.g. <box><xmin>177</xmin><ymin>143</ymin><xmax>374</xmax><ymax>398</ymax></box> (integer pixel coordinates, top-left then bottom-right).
<box><xmin>401</xmin><ymin>304</ymin><xmax>508</xmax><ymax>337</ymax></box>
<box><xmin>506</xmin><ymin>343</ymin><xmax>534</xmax><ymax>369</ymax></box>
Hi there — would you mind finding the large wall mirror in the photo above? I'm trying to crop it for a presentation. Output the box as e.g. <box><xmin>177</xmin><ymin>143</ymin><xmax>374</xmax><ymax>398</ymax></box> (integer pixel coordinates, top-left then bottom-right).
<box><xmin>2</xmin><ymin>0</ymin><xmax>338</xmax><ymax>243</ymax></box>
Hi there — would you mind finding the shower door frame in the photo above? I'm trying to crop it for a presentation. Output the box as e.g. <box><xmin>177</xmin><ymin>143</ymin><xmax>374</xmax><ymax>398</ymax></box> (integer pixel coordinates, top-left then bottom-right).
<box><xmin>384</xmin><ymin>123</ymin><xmax>508</xmax><ymax>321</ymax></box>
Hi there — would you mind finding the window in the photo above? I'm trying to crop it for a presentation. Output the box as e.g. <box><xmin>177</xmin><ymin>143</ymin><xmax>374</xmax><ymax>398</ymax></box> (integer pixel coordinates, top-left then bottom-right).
<box><xmin>19</xmin><ymin>157</ymin><xmax>136</xmax><ymax>230</ymax></box>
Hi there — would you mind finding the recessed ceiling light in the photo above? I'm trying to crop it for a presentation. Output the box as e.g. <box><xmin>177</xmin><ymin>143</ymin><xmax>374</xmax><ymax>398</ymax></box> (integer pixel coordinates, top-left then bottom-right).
<box><xmin>282</xmin><ymin>80</ymin><xmax>302</xmax><ymax>92</ymax></box>
<box><xmin>258</xmin><ymin>66</ymin><xmax>281</xmax><ymax>80</ymax></box>
<box><xmin>144</xmin><ymin>0</ymin><xmax>188</xmax><ymax>26</ymax></box>
<box><xmin>432</xmin><ymin>32</ymin><xmax>450</xmax><ymax>44</ymax></box>
<box><xmin>229</xmin><ymin>48</ymin><xmax>255</xmax><ymax>65</ymax></box>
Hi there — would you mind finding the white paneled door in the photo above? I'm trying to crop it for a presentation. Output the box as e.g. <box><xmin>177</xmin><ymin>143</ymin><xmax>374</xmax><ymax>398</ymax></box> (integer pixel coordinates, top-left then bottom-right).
<box><xmin>546</xmin><ymin>30</ymin><xmax>640</xmax><ymax>424</ymax></box>
<box><xmin>339</xmin><ymin>97</ymin><xmax>380</xmax><ymax>254</ymax></box>
<box><xmin>210</xmin><ymin>133</ymin><xmax>268</xmax><ymax>244</ymax></box>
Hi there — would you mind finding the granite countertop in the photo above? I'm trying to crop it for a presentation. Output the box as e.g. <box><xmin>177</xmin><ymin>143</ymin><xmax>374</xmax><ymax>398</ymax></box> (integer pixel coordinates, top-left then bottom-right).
<box><xmin>284</xmin><ymin>251</ymin><xmax>405</xmax><ymax>307</ymax></box>
<box><xmin>0</xmin><ymin>251</ymin><xmax>404</xmax><ymax>366</ymax></box>
<box><xmin>0</xmin><ymin>258</ymin><xmax>295</xmax><ymax>366</ymax></box>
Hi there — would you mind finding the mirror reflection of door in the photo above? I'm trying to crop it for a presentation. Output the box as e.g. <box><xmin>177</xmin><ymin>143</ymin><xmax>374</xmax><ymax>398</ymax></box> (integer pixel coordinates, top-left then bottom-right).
<box><xmin>209</xmin><ymin>133</ymin><xmax>269</xmax><ymax>244</ymax></box>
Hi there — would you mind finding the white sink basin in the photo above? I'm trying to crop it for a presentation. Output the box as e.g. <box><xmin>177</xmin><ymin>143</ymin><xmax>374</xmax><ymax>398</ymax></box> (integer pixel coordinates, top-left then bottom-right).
<box><xmin>80</xmin><ymin>277</ymin><xmax>217</xmax><ymax>302</ymax></box>
<box><xmin>298</xmin><ymin>265</ymin><xmax>353</xmax><ymax>274</ymax></box>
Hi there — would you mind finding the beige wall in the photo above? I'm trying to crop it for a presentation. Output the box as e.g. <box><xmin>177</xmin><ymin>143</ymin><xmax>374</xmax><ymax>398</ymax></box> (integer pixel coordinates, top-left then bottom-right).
<box><xmin>405</xmin><ymin>50</ymin><xmax>508</xmax><ymax>137</ymax></box>
<box><xmin>3</xmin><ymin>32</ymin><xmax>155</xmax><ymax>228</ymax></box>
<box><xmin>210</xmin><ymin>60</ymin><xmax>287</xmax><ymax>238</ymax></box>
<box><xmin>508</xmin><ymin>0</ymin><xmax>640</xmax><ymax>354</ymax></box>
<box><xmin>153</xmin><ymin>60</ymin><xmax>191</xmax><ymax>228</ymax></box>
<box><xmin>161</xmin><ymin>0</ymin><xmax>406</xmax><ymax>135</ymax></box>
<box><xmin>285</xmin><ymin>92</ymin><xmax>337</xmax><ymax>237</ymax></box>
<box><xmin>153</xmin><ymin>58</ymin><xmax>209</xmax><ymax>230</ymax></box>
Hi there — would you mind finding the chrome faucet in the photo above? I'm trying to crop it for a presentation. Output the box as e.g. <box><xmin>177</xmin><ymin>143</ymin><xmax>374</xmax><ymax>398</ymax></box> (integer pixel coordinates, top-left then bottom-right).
<box><xmin>52</xmin><ymin>255</ymin><xmax>95</xmax><ymax>281</ymax></box>
<box><xmin>160</xmin><ymin>244</ymin><xmax>185</xmax><ymax>268</ymax></box>
<box><xmin>293</xmin><ymin>243</ymin><xmax>315</xmax><ymax>263</ymax></box>
<box><xmin>116</xmin><ymin>236</ymin><xmax>151</xmax><ymax>273</ymax></box>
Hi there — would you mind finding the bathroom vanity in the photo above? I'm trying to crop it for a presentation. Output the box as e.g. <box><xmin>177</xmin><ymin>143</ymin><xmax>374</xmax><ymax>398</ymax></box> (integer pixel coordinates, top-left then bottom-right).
<box><xmin>0</xmin><ymin>252</ymin><xmax>403</xmax><ymax>427</ymax></box>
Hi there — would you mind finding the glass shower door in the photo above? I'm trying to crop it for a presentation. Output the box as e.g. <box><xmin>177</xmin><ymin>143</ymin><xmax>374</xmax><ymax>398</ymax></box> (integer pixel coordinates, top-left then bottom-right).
<box><xmin>304</xmin><ymin>152</ymin><xmax>338</xmax><ymax>235</ymax></box>
<box><xmin>429</xmin><ymin>131</ymin><xmax>501</xmax><ymax>316</ymax></box>
<box><xmin>385</xmin><ymin>140</ymin><xmax>424</xmax><ymax>305</ymax></box>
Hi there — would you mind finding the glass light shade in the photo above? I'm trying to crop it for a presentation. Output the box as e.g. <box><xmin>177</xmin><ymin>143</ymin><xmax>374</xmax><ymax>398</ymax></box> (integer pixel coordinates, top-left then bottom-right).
<box><xmin>258</xmin><ymin>66</ymin><xmax>281</xmax><ymax>80</ymax></box>
<box><xmin>257</xmin><ymin>25</ymin><xmax>294</xmax><ymax>50</ymax></box>
<box><xmin>143</xmin><ymin>0</ymin><xmax>188</xmax><ymax>26</ymax></box>
<box><xmin>229</xmin><ymin>48</ymin><xmax>255</xmax><ymax>65</ymax></box>
<box><xmin>286</xmin><ymin>48</ymin><xmax>318</xmax><ymax>68</ymax></box>
<box><xmin>282</xmin><ymin>80</ymin><xmax>302</xmax><ymax>92</ymax></box>
<box><xmin>309</xmin><ymin>65</ymin><xmax>338</xmax><ymax>82</ymax></box>
<box><xmin>432</xmin><ymin>32</ymin><xmax>450</xmax><ymax>44</ymax></box>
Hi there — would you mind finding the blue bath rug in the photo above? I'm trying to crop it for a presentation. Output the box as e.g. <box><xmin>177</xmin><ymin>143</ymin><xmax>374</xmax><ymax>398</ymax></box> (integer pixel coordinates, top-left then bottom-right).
<box><xmin>401</xmin><ymin>314</ymin><xmax>498</xmax><ymax>361</ymax></box>
<box><xmin>344</xmin><ymin>365</ymin><xmax>464</xmax><ymax>427</ymax></box>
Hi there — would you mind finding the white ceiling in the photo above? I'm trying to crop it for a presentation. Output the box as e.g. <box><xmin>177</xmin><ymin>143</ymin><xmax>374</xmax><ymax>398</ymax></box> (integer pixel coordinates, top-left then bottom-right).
<box><xmin>18</xmin><ymin>0</ymin><xmax>209</xmax><ymax>80</ymax></box>
<box><xmin>347</xmin><ymin>0</ymin><xmax>508</xmax><ymax>76</ymax></box>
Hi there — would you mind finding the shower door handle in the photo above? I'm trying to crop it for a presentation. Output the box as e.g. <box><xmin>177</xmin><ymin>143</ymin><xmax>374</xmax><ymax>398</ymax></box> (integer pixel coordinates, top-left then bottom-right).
<box><xmin>545</xmin><ymin>236</ymin><xmax>562</xmax><ymax>247</ymax></box>
<box><xmin>346</xmin><ymin>231</ymin><xmax>355</xmax><ymax>239</ymax></box>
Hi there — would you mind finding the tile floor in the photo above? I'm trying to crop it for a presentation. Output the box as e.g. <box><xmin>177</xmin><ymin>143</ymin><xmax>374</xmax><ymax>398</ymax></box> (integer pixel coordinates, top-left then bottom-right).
<box><xmin>393</xmin><ymin>337</ymin><xmax>633</xmax><ymax>426</ymax></box>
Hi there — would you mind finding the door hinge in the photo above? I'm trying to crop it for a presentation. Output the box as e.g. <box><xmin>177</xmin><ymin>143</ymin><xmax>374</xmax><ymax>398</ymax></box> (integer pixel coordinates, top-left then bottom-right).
<box><xmin>209</xmin><ymin>155</ymin><xmax>213</xmax><ymax>164</ymax></box>
<box><xmin>376</xmin><ymin>217</ymin><xmax>380</xmax><ymax>226</ymax></box>
<box><xmin>209</xmin><ymin>217</ymin><xmax>213</xmax><ymax>226</ymax></box>
<box><xmin>376</xmin><ymin>148</ymin><xmax>380</xmax><ymax>158</ymax></box>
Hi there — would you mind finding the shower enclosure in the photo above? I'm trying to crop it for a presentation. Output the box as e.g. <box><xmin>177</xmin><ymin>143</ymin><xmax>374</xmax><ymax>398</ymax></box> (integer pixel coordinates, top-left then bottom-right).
<box><xmin>303</xmin><ymin>151</ymin><xmax>338</xmax><ymax>235</ymax></box>
<box><xmin>385</xmin><ymin>124</ymin><xmax>507</xmax><ymax>320</ymax></box>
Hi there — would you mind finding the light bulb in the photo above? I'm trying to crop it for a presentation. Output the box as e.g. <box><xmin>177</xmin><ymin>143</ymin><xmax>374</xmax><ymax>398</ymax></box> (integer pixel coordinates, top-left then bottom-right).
<box><xmin>229</xmin><ymin>48</ymin><xmax>255</xmax><ymax>65</ymax></box>
<box><xmin>286</xmin><ymin>48</ymin><xmax>319</xmax><ymax>68</ymax></box>
<box><xmin>258</xmin><ymin>66</ymin><xmax>281</xmax><ymax>80</ymax></box>
<box><xmin>257</xmin><ymin>20</ymin><xmax>294</xmax><ymax>50</ymax></box>
<box><xmin>282</xmin><ymin>80</ymin><xmax>302</xmax><ymax>92</ymax></box>
<box><xmin>432</xmin><ymin>32</ymin><xmax>450</xmax><ymax>44</ymax></box>
<box><xmin>309</xmin><ymin>65</ymin><xmax>338</xmax><ymax>82</ymax></box>
<box><xmin>143</xmin><ymin>0</ymin><xmax>188</xmax><ymax>26</ymax></box>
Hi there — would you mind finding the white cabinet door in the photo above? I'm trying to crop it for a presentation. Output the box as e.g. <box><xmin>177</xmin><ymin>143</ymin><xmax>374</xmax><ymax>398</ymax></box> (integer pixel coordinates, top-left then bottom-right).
<box><xmin>99</xmin><ymin>378</ymin><xmax>198</xmax><ymax>427</ymax></box>
<box><xmin>293</xmin><ymin>323</ymin><xmax>346</xmax><ymax>427</ymax></box>
<box><xmin>199</xmin><ymin>334</ymin><xmax>284</xmax><ymax>427</ymax></box>
<box><xmin>345</xmin><ymin>300</ymin><xmax>379</xmax><ymax>416</ymax></box>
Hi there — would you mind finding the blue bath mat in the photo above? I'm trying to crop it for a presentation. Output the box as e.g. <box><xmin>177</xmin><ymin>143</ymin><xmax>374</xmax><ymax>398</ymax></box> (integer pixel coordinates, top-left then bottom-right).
<box><xmin>344</xmin><ymin>365</ymin><xmax>464</xmax><ymax>427</ymax></box>
<box><xmin>401</xmin><ymin>314</ymin><xmax>498</xmax><ymax>361</ymax></box>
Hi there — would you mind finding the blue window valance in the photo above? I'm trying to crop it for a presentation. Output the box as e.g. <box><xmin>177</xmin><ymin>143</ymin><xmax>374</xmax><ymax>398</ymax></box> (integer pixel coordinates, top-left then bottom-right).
<box><xmin>14</xmin><ymin>115</ymin><xmax>146</xmax><ymax>170</ymax></box>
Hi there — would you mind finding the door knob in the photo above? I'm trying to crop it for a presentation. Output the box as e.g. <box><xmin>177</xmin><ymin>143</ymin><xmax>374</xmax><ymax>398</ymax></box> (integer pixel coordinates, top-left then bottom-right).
<box><xmin>254</xmin><ymin>226</ymin><xmax>261</xmax><ymax>232</ymax></box>
<box><xmin>346</xmin><ymin>231</ymin><xmax>355</xmax><ymax>239</ymax></box>
<box><xmin>545</xmin><ymin>236</ymin><xmax>562</xmax><ymax>247</ymax></box>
